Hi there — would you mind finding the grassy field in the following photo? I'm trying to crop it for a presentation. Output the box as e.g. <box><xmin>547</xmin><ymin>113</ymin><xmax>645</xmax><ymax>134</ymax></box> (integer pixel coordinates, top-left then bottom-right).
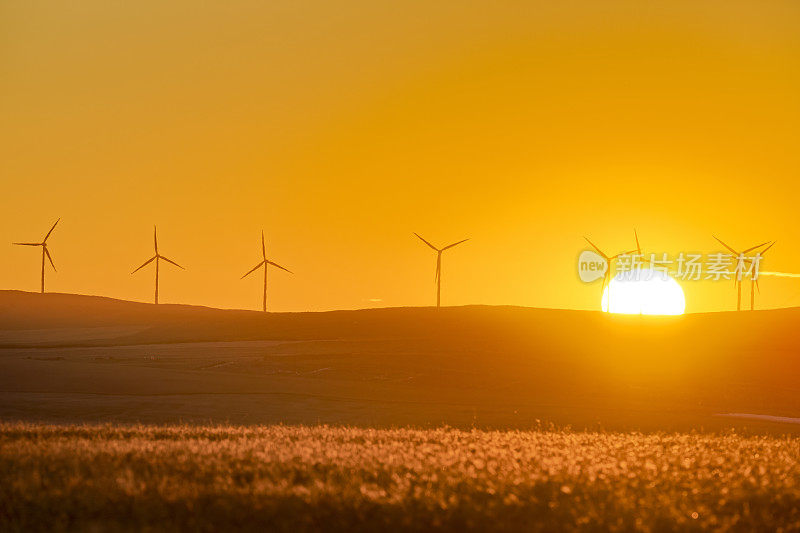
<box><xmin>2</xmin><ymin>423</ymin><xmax>799</xmax><ymax>531</ymax></box>
<box><xmin>3</xmin><ymin>295</ymin><xmax>800</xmax><ymax>529</ymax></box>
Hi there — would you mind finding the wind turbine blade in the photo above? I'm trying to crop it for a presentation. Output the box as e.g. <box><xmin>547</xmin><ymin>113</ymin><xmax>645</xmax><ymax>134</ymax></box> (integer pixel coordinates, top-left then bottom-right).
<box><xmin>266</xmin><ymin>260</ymin><xmax>292</xmax><ymax>274</ymax></box>
<box><xmin>414</xmin><ymin>233</ymin><xmax>439</xmax><ymax>251</ymax></box>
<box><xmin>241</xmin><ymin>261</ymin><xmax>265</xmax><ymax>279</ymax></box>
<box><xmin>13</xmin><ymin>242</ymin><xmax>41</xmax><ymax>246</ymax></box>
<box><xmin>741</xmin><ymin>240</ymin><xmax>775</xmax><ymax>262</ymax></box>
<box><xmin>44</xmin><ymin>247</ymin><xmax>56</xmax><ymax>271</ymax></box>
<box><xmin>610</xmin><ymin>250</ymin><xmax>637</xmax><ymax>259</ymax></box>
<box><xmin>583</xmin><ymin>237</ymin><xmax>609</xmax><ymax>260</ymax></box>
<box><xmin>713</xmin><ymin>236</ymin><xmax>739</xmax><ymax>256</ymax></box>
<box><xmin>743</xmin><ymin>241</ymin><xmax>770</xmax><ymax>254</ymax></box>
<box><xmin>442</xmin><ymin>238</ymin><xmax>469</xmax><ymax>250</ymax></box>
<box><xmin>634</xmin><ymin>229</ymin><xmax>641</xmax><ymax>254</ymax></box>
<box><xmin>759</xmin><ymin>241</ymin><xmax>776</xmax><ymax>256</ymax></box>
<box><xmin>159</xmin><ymin>255</ymin><xmax>185</xmax><ymax>270</ymax></box>
<box><xmin>43</xmin><ymin>218</ymin><xmax>60</xmax><ymax>243</ymax></box>
<box><xmin>755</xmin><ymin>278</ymin><xmax>761</xmax><ymax>294</ymax></box>
<box><xmin>261</xmin><ymin>231</ymin><xmax>266</xmax><ymax>260</ymax></box>
<box><xmin>153</xmin><ymin>226</ymin><xmax>158</xmax><ymax>254</ymax></box>
<box><xmin>131</xmin><ymin>255</ymin><xmax>157</xmax><ymax>274</ymax></box>
<box><xmin>435</xmin><ymin>255</ymin><xmax>441</xmax><ymax>284</ymax></box>
<box><xmin>628</xmin><ymin>249</ymin><xmax>651</xmax><ymax>264</ymax></box>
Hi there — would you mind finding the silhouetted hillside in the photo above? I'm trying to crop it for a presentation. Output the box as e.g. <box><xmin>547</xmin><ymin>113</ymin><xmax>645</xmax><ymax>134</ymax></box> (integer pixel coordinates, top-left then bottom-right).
<box><xmin>1</xmin><ymin>290</ymin><xmax>799</xmax><ymax>431</ymax></box>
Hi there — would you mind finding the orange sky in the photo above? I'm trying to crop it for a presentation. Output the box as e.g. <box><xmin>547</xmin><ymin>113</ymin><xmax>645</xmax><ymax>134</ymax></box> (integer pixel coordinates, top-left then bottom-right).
<box><xmin>2</xmin><ymin>1</ymin><xmax>800</xmax><ymax>312</ymax></box>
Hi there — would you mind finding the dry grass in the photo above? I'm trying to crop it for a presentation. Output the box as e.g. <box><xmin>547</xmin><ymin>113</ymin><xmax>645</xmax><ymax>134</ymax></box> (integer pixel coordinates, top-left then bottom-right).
<box><xmin>1</xmin><ymin>423</ymin><xmax>799</xmax><ymax>532</ymax></box>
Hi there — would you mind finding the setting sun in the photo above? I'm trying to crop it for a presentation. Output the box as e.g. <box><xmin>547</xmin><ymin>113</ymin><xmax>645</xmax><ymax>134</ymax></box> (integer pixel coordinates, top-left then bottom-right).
<box><xmin>602</xmin><ymin>268</ymin><xmax>686</xmax><ymax>315</ymax></box>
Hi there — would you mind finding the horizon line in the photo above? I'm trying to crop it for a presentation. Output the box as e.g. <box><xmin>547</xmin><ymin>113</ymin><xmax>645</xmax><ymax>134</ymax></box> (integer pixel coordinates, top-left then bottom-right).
<box><xmin>1</xmin><ymin>289</ymin><xmax>798</xmax><ymax>316</ymax></box>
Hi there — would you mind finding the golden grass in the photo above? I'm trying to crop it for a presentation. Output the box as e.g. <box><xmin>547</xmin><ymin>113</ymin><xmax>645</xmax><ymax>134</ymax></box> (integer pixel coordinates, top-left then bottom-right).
<box><xmin>1</xmin><ymin>423</ymin><xmax>799</xmax><ymax>531</ymax></box>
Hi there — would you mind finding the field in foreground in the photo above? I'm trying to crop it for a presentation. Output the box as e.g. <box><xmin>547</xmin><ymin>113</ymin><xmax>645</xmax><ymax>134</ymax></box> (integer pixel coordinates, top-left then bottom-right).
<box><xmin>1</xmin><ymin>423</ymin><xmax>799</xmax><ymax>532</ymax></box>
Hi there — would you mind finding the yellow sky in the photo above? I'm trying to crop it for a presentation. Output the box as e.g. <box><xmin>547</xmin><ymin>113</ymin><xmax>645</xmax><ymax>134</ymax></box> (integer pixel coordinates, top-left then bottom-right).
<box><xmin>2</xmin><ymin>1</ymin><xmax>800</xmax><ymax>312</ymax></box>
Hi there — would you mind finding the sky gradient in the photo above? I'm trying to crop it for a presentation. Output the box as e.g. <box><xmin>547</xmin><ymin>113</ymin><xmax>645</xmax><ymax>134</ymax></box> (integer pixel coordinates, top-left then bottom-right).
<box><xmin>2</xmin><ymin>1</ymin><xmax>800</xmax><ymax>312</ymax></box>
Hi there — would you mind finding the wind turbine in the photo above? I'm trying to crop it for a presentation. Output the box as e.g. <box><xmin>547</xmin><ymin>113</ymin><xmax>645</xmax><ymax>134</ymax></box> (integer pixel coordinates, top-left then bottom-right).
<box><xmin>749</xmin><ymin>241</ymin><xmax>775</xmax><ymax>311</ymax></box>
<box><xmin>712</xmin><ymin>236</ymin><xmax>769</xmax><ymax>311</ymax></box>
<box><xmin>583</xmin><ymin>236</ymin><xmax>635</xmax><ymax>310</ymax></box>
<box><xmin>414</xmin><ymin>233</ymin><xmax>468</xmax><ymax>309</ymax></box>
<box><xmin>131</xmin><ymin>226</ymin><xmax>184</xmax><ymax>304</ymax></box>
<box><xmin>634</xmin><ymin>229</ymin><xmax>649</xmax><ymax>266</ymax></box>
<box><xmin>241</xmin><ymin>231</ymin><xmax>292</xmax><ymax>312</ymax></box>
<box><xmin>633</xmin><ymin>229</ymin><xmax>668</xmax><ymax>272</ymax></box>
<box><xmin>12</xmin><ymin>218</ymin><xmax>60</xmax><ymax>294</ymax></box>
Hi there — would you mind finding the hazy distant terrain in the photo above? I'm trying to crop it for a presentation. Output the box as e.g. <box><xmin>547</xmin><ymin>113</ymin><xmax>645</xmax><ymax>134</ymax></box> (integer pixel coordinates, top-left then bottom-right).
<box><xmin>1</xmin><ymin>290</ymin><xmax>800</xmax><ymax>432</ymax></box>
<box><xmin>3</xmin><ymin>422</ymin><xmax>800</xmax><ymax>532</ymax></box>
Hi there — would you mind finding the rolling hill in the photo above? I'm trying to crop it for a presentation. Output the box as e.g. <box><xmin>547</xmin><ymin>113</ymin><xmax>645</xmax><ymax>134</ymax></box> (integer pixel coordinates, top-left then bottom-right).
<box><xmin>1</xmin><ymin>290</ymin><xmax>799</xmax><ymax>432</ymax></box>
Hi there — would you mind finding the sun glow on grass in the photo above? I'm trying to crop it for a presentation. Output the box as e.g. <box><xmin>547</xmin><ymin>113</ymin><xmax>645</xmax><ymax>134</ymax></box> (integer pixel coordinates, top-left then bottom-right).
<box><xmin>601</xmin><ymin>267</ymin><xmax>686</xmax><ymax>315</ymax></box>
<box><xmin>4</xmin><ymin>423</ymin><xmax>800</xmax><ymax>531</ymax></box>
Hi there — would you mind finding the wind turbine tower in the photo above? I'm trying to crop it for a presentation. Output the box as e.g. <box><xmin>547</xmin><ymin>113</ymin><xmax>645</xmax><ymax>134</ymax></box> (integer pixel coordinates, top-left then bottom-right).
<box><xmin>241</xmin><ymin>231</ymin><xmax>292</xmax><ymax>312</ymax></box>
<box><xmin>414</xmin><ymin>233</ymin><xmax>468</xmax><ymax>309</ymax></box>
<box><xmin>131</xmin><ymin>226</ymin><xmax>185</xmax><ymax>304</ymax></box>
<box><xmin>12</xmin><ymin>218</ymin><xmax>60</xmax><ymax>294</ymax></box>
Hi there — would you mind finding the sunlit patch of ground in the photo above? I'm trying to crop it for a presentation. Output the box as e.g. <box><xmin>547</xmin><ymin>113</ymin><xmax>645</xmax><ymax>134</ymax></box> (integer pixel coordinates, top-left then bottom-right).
<box><xmin>718</xmin><ymin>413</ymin><xmax>800</xmax><ymax>425</ymax></box>
<box><xmin>2</xmin><ymin>423</ymin><xmax>799</xmax><ymax>531</ymax></box>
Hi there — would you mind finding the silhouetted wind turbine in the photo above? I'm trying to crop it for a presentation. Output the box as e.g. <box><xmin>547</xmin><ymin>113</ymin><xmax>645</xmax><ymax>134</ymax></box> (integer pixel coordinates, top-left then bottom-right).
<box><xmin>12</xmin><ymin>218</ymin><xmax>60</xmax><ymax>294</ymax></box>
<box><xmin>634</xmin><ymin>229</ymin><xmax>650</xmax><ymax>266</ymax></box>
<box><xmin>749</xmin><ymin>241</ymin><xmax>775</xmax><ymax>311</ymax></box>
<box><xmin>241</xmin><ymin>231</ymin><xmax>292</xmax><ymax>312</ymax></box>
<box><xmin>414</xmin><ymin>233</ymin><xmax>468</xmax><ymax>309</ymax></box>
<box><xmin>713</xmin><ymin>236</ymin><xmax>769</xmax><ymax>311</ymax></box>
<box><xmin>131</xmin><ymin>226</ymin><xmax>184</xmax><ymax>304</ymax></box>
<box><xmin>633</xmin><ymin>229</ymin><xmax>669</xmax><ymax>271</ymax></box>
<box><xmin>584</xmin><ymin>236</ymin><xmax>635</xmax><ymax>310</ymax></box>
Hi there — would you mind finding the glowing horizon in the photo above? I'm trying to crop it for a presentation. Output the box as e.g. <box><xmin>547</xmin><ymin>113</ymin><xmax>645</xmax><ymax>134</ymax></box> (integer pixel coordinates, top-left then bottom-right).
<box><xmin>3</xmin><ymin>1</ymin><xmax>800</xmax><ymax>313</ymax></box>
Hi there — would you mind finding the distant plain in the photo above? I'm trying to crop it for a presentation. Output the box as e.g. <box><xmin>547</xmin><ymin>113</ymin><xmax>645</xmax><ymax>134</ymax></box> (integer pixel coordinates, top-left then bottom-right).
<box><xmin>1</xmin><ymin>290</ymin><xmax>799</xmax><ymax>432</ymax></box>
